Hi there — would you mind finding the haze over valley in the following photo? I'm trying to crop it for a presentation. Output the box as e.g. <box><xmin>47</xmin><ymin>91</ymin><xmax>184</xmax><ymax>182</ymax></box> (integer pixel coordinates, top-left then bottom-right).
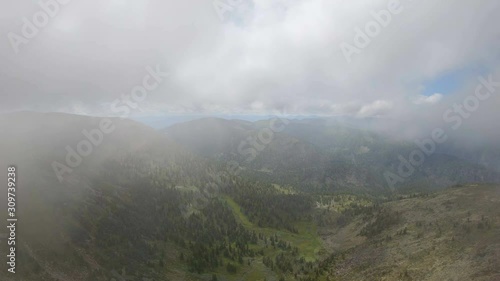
<box><xmin>1</xmin><ymin>1</ymin><xmax>500</xmax><ymax>280</ymax></box>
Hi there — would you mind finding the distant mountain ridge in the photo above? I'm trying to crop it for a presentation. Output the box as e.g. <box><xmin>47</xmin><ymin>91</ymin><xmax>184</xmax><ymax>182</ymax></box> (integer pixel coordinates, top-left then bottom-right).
<box><xmin>164</xmin><ymin>117</ymin><xmax>500</xmax><ymax>192</ymax></box>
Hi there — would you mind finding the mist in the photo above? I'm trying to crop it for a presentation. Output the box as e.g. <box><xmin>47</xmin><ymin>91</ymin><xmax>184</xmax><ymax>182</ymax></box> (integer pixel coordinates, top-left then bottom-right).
<box><xmin>0</xmin><ymin>0</ymin><xmax>499</xmax><ymax>144</ymax></box>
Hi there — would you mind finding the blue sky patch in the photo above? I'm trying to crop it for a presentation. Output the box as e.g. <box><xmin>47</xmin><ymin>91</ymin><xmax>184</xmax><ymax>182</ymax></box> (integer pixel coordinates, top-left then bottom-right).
<box><xmin>422</xmin><ymin>66</ymin><xmax>489</xmax><ymax>96</ymax></box>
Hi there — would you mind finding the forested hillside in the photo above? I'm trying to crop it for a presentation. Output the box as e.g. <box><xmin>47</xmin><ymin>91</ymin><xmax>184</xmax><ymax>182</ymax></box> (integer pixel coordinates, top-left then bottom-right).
<box><xmin>165</xmin><ymin>117</ymin><xmax>500</xmax><ymax>193</ymax></box>
<box><xmin>1</xmin><ymin>113</ymin><xmax>499</xmax><ymax>281</ymax></box>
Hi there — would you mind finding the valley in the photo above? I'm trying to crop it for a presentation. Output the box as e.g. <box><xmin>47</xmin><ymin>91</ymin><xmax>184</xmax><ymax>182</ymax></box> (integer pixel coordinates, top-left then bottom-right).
<box><xmin>2</xmin><ymin>2</ymin><xmax>499</xmax><ymax>280</ymax></box>
<box><xmin>0</xmin><ymin>113</ymin><xmax>499</xmax><ymax>281</ymax></box>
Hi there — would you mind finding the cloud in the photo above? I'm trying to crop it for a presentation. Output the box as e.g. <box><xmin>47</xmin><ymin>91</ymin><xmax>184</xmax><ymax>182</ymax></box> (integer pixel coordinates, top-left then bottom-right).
<box><xmin>0</xmin><ymin>0</ymin><xmax>499</xmax><ymax>143</ymax></box>
<box><xmin>412</xmin><ymin>93</ymin><xmax>443</xmax><ymax>105</ymax></box>
<box><xmin>357</xmin><ymin>100</ymin><xmax>393</xmax><ymax>117</ymax></box>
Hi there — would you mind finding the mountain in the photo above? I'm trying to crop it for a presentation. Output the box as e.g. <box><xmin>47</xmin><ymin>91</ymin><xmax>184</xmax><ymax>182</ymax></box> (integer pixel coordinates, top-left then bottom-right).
<box><xmin>0</xmin><ymin>112</ymin><xmax>215</xmax><ymax>280</ymax></box>
<box><xmin>0</xmin><ymin>112</ymin><xmax>318</xmax><ymax>281</ymax></box>
<box><xmin>316</xmin><ymin>184</ymin><xmax>500</xmax><ymax>280</ymax></box>
<box><xmin>164</xmin><ymin>117</ymin><xmax>255</xmax><ymax>158</ymax></box>
<box><xmin>1</xmin><ymin>112</ymin><xmax>499</xmax><ymax>281</ymax></box>
<box><xmin>164</xmin><ymin>117</ymin><xmax>500</xmax><ymax>193</ymax></box>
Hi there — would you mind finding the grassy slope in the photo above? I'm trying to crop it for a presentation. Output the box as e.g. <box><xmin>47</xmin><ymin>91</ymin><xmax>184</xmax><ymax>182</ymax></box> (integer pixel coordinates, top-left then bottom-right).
<box><xmin>320</xmin><ymin>184</ymin><xmax>500</xmax><ymax>281</ymax></box>
<box><xmin>223</xmin><ymin>196</ymin><xmax>323</xmax><ymax>261</ymax></box>
<box><xmin>196</xmin><ymin>196</ymin><xmax>324</xmax><ymax>281</ymax></box>
<box><xmin>159</xmin><ymin>195</ymin><xmax>324</xmax><ymax>281</ymax></box>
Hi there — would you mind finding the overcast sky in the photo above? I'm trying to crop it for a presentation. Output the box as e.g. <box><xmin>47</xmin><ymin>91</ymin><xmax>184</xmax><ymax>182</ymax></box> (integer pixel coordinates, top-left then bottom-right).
<box><xmin>1</xmin><ymin>0</ymin><xmax>499</xmax><ymax>140</ymax></box>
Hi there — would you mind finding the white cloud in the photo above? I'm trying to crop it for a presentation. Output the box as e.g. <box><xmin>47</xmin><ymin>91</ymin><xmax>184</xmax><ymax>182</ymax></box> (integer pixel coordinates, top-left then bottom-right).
<box><xmin>357</xmin><ymin>100</ymin><xmax>393</xmax><ymax>117</ymax></box>
<box><xmin>0</xmin><ymin>0</ymin><xmax>499</xmax><ymax>128</ymax></box>
<box><xmin>412</xmin><ymin>93</ymin><xmax>443</xmax><ymax>105</ymax></box>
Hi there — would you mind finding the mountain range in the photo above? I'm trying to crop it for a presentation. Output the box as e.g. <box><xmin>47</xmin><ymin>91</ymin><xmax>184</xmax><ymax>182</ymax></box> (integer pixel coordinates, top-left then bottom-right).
<box><xmin>0</xmin><ymin>112</ymin><xmax>499</xmax><ymax>281</ymax></box>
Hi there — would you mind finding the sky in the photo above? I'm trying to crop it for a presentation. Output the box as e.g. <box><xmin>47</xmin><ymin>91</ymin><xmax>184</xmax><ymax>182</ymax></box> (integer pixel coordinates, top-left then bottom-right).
<box><xmin>0</xmin><ymin>0</ymin><xmax>499</xmax><ymax>141</ymax></box>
